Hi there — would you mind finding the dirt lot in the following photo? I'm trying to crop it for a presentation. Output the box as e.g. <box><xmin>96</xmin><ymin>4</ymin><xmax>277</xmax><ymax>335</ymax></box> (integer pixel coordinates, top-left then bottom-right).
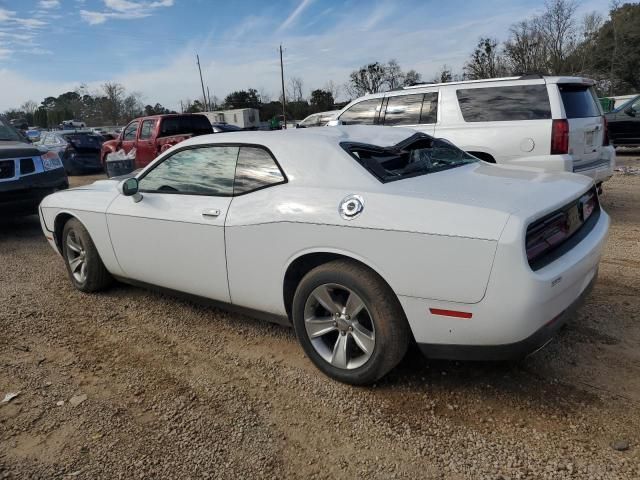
<box><xmin>1</xmin><ymin>157</ymin><xmax>639</xmax><ymax>479</ymax></box>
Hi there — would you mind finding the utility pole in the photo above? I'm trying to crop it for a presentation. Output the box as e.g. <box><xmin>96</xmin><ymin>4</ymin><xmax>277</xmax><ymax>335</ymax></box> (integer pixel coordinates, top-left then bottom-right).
<box><xmin>180</xmin><ymin>100</ymin><xmax>184</xmax><ymax>113</ymax></box>
<box><xmin>207</xmin><ymin>86</ymin><xmax>212</xmax><ymax>111</ymax></box>
<box><xmin>196</xmin><ymin>54</ymin><xmax>208</xmax><ymax>111</ymax></box>
<box><xmin>279</xmin><ymin>44</ymin><xmax>287</xmax><ymax>129</ymax></box>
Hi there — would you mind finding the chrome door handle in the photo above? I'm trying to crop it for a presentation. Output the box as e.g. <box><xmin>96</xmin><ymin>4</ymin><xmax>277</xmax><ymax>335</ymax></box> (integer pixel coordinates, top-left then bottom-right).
<box><xmin>202</xmin><ymin>209</ymin><xmax>221</xmax><ymax>217</ymax></box>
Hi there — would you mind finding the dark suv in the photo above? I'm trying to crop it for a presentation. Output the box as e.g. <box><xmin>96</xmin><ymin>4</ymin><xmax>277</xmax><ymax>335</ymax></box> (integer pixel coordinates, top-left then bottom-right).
<box><xmin>605</xmin><ymin>95</ymin><xmax>640</xmax><ymax>147</ymax></box>
<box><xmin>0</xmin><ymin>117</ymin><xmax>68</xmax><ymax>215</ymax></box>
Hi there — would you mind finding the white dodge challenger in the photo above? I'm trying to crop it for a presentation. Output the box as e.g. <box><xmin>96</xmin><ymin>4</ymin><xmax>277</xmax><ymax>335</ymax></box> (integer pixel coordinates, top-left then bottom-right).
<box><xmin>39</xmin><ymin>126</ymin><xmax>609</xmax><ymax>384</ymax></box>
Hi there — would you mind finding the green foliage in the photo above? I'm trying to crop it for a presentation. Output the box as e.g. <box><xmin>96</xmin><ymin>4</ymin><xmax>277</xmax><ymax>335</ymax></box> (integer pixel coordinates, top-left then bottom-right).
<box><xmin>309</xmin><ymin>89</ymin><xmax>334</xmax><ymax>111</ymax></box>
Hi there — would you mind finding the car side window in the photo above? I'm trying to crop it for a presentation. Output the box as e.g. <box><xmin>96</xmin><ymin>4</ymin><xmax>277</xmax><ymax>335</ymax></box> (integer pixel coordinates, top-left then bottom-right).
<box><xmin>123</xmin><ymin>121</ymin><xmax>139</xmax><ymax>141</ymax></box>
<box><xmin>234</xmin><ymin>146</ymin><xmax>285</xmax><ymax>195</ymax></box>
<box><xmin>139</xmin><ymin>146</ymin><xmax>238</xmax><ymax>196</ymax></box>
<box><xmin>420</xmin><ymin>92</ymin><xmax>438</xmax><ymax>123</ymax></box>
<box><xmin>339</xmin><ymin>99</ymin><xmax>383</xmax><ymax>125</ymax></box>
<box><xmin>139</xmin><ymin>120</ymin><xmax>155</xmax><ymax>140</ymax></box>
<box><xmin>456</xmin><ymin>85</ymin><xmax>551</xmax><ymax>122</ymax></box>
<box><xmin>383</xmin><ymin>94</ymin><xmax>424</xmax><ymax>126</ymax></box>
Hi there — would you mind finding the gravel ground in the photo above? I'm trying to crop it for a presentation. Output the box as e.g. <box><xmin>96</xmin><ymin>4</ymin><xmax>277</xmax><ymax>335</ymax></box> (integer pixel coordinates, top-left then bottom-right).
<box><xmin>1</xmin><ymin>157</ymin><xmax>639</xmax><ymax>479</ymax></box>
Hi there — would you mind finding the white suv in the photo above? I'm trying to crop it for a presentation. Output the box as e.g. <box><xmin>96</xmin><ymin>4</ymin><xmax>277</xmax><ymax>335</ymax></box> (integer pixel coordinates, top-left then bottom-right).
<box><xmin>332</xmin><ymin>76</ymin><xmax>615</xmax><ymax>185</ymax></box>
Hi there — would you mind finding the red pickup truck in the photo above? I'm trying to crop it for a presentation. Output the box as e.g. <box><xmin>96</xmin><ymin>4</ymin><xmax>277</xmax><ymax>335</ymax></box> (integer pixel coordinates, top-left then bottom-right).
<box><xmin>101</xmin><ymin>114</ymin><xmax>213</xmax><ymax>169</ymax></box>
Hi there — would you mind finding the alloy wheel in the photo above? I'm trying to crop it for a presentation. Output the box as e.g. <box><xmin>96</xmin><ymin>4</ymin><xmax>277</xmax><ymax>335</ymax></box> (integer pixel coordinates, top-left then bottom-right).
<box><xmin>65</xmin><ymin>229</ymin><xmax>88</xmax><ymax>284</ymax></box>
<box><xmin>303</xmin><ymin>283</ymin><xmax>376</xmax><ymax>370</ymax></box>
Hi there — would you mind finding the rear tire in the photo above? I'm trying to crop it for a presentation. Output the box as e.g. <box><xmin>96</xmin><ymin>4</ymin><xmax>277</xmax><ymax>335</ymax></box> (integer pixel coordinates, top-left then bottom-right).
<box><xmin>62</xmin><ymin>218</ymin><xmax>112</xmax><ymax>293</ymax></box>
<box><xmin>292</xmin><ymin>259</ymin><xmax>410</xmax><ymax>385</ymax></box>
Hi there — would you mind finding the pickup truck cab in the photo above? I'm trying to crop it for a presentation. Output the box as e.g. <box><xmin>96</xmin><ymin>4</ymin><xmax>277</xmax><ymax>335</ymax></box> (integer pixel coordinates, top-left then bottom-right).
<box><xmin>101</xmin><ymin>114</ymin><xmax>213</xmax><ymax>169</ymax></box>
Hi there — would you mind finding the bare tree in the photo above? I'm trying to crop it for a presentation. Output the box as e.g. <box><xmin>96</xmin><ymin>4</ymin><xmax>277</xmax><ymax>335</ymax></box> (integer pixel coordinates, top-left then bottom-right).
<box><xmin>536</xmin><ymin>0</ymin><xmax>579</xmax><ymax>75</ymax></box>
<box><xmin>102</xmin><ymin>82</ymin><xmax>125</xmax><ymax>124</ymax></box>
<box><xmin>347</xmin><ymin>62</ymin><xmax>388</xmax><ymax>97</ymax></box>
<box><xmin>432</xmin><ymin>65</ymin><xmax>453</xmax><ymax>83</ymax></box>
<box><xmin>20</xmin><ymin>100</ymin><xmax>38</xmax><ymax>116</ymax></box>
<box><xmin>464</xmin><ymin>38</ymin><xmax>509</xmax><ymax>79</ymax></box>
<box><xmin>287</xmin><ymin>77</ymin><xmax>304</xmax><ymax>102</ymax></box>
<box><xmin>324</xmin><ymin>80</ymin><xmax>341</xmax><ymax>101</ymax></box>
<box><xmin>576</xmin><ymin>11</ymin><xmax>604</xmax><ymax>74</ymax></box>
<box><xmin>122</xmin><ymin>92</ymin><xmax>143</xmax><ymax>122</ymax></box>
<box><xmin>403</xmin><ymin>69</ymin><xmax>423</xmax><ymax>86</ymax></box>
<box><xmin>385</xmin><ymin>59</ymin><xmax>405</xmax><ymax>89</ymax></box>
<box><xmin>504</xmin><ymin>20</ymin><xmax>549</xmax><ymax>74</ymax></box>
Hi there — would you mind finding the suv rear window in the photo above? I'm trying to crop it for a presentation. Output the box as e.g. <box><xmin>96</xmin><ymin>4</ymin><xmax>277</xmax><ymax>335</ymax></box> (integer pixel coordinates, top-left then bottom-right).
<box><xmin>159</xmin><ymin>115</ymin><xmax>213</xmax><ymax>137</ymax></box>
<box><xmin>456</xmin><ymin>85</ymin><xmax>551</xmax><ymax>122</ymax></box>
<box><xmin>558</xmin><ymin>85</ymin><xmax>601</xmax><ymax>118</ymax></box>
<box><xmin>341</xmin><ymin>133</ymin><xmax>476</xmax><ymax>183</ymax></box>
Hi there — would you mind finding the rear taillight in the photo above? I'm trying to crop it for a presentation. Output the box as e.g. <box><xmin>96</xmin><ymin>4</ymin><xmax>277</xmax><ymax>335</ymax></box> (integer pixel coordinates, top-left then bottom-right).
<box><xmin>551</xmin><ymin>119</ymin><xmax>569</xmax><ymax>155</ymax></box>
<box><xmin>602</xmin><ymin>116</ymin><xmax>610</xmax><ymax>146</ymax></box>
<box><xmin>526</xmin><ymin>212</ymin><xmax>570</xmax><ymax>263</ymax></box>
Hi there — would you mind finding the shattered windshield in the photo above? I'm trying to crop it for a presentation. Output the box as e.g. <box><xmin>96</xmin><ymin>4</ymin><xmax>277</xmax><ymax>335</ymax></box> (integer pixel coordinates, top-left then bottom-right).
<box><xmin>341</xmin><ymin>134</ymin><xmax>477</xmax><ymax>183</ymax></box>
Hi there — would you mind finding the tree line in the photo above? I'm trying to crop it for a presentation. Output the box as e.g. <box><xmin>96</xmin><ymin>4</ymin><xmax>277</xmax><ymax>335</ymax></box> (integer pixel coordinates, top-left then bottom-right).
<box><xmin>441</xmin><ymin>0</ymin><xmax>639</xmax><ymax>95</ymax></box>
<box><xmin>3</xmin><ymin>0</ymin><xmax>637</xmax><ymax>128</ymax></box>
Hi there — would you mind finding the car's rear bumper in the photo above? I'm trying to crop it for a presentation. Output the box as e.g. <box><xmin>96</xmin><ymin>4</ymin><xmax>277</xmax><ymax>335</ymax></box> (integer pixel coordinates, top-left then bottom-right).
<box><xmin>62</xmin><ymin>152</ymin><xmax>103</xmax><ymax>173</ymax></box>
<box><xmin>572</xmin><ymin>146</ymin><xmax>615</xmax><ymax>184</ymax></box>
<box><xmin>416</xmin><ymin>273</ymin><xmax>596</xmax><ymax>361</ymax></box>
<box><xmin>399</xmin><ymin>208</ymin><xmax>609</xmax><ymax>359</ymax></box>
<box><xmin>0</xmin><ymin>168</ymin><xmax>68</xmax><ymax>214</ymax></box>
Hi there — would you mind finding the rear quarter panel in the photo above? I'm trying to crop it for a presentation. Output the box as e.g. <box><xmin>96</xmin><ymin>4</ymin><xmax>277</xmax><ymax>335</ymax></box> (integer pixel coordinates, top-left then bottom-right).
<box><xmin>225</xmin><ymin>186</ymin><xmax>502</xmax><ymax>316</ymax></box>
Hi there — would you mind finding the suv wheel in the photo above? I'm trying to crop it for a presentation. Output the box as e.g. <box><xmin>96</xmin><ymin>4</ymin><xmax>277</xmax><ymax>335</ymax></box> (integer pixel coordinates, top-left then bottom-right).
<box><xmin>292</xmin><ymin>259</ymin><xmax>410</xmax><ymax>385</ymax></box>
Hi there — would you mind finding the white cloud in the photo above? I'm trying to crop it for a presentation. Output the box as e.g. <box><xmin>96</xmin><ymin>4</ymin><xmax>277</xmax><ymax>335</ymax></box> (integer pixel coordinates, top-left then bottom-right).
<box><xmin>0</xmin><ymin>8</ymin><xmax>16</xmax><ymax>22</ymax></box>
<box><xmin>0</xmin><ymin>48</ymin><xmax>12</xmax><ymax>59</ymax></box>
<box><xmin>82</xmin><ymin>0</ymin><xmax>174</xmax><ymax>25</ymax></box>
<box><xmin>14</xmin><ymin>18</ymin><xmax>48</xmax><ymax>29</ymax></box>
<box><xmin>278</xmin><ymin>0</ymin><xmax>314</xmax><ymax>32</ymax></box>
<box><xmin>38</xmin><ymin>0</ymin><xmax>61</xmax><ymax>9</ymax></box>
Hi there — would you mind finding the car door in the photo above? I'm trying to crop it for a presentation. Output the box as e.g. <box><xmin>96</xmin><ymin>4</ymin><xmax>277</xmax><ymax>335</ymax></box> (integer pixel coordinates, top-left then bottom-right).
<box><xmin>615</xmin><ymin>97</ymin><xmax>640</xmax><ymax>144</ymax></box>
<box><xmin>120</xmin><ymin>120</ymin><xmax>139</xmax><ymax>156</ymax></box>
<box><xmin>136</xmin><ymin>118</ymin><xmax>158</xmax><ymax>167</ymax></box>
<box><xmin>106</xmin><ymin>144</ymin><xmax>238</xmax><ymax>302</ymax></box>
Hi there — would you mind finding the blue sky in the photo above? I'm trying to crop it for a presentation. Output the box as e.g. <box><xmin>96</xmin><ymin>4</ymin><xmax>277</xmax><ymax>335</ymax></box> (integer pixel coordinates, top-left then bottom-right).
<box><xmin>0</xmin><ymin>0</ymin><xmax>614</xmax><ymax>111</ymax></box>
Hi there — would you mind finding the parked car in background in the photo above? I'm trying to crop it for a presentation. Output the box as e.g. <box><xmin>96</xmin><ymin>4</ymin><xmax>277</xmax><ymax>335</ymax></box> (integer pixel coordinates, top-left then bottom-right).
<box><xmin>39</xmin><ymin>130</ymin><xmax>104</xmax><ymax>175</ymax></box>
<box><xmin>61</xmin><ymin>120</ymin><xmax>86</xmax><ymax>129</ymax></box>
<box><xmin>101</xmin><ymin>114</ymin><xmax>213</xmax><ymax>170</ymax></box>
<box><xmin>605</xmin><ymin>95</ymin><xmax>640</xmax><ymax>147</ymax></box>
<box><xmin>0</xmin><ymin>116</ymin><xmax>67</xmax><ymax>214</ymax></box>
<box><xmin>297</xmin><ymin>110</ymin><xmax>340</xmax><ymax>128</ymax></box>
<box><xmin>39</xmin><ymin>126</ymin><xmax>608</xmax><ymax>384</ymax></box>
<box><xmin>211</xmin><ymin>122</ymin><xmax>243</xmax><ymax>133</ymax></box>
<box><xmin>332</xmin><ymin>76</ymin><xmax>615</xmax><ymax>188</ymax></box>
<box><xmin>25</xmin><ymin>129</ymin><xmax>41</xmax><ymax>143</ymax></box>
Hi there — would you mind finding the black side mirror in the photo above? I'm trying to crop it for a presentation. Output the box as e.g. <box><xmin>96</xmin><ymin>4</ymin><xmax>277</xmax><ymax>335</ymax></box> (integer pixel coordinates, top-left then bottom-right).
<box><xmin>122</xmin><ymin>177</ymin><xmax>138</xmax><ymax>195</ymax></box>
<box><xmin>625</xmin><ymin>106</ymin><xmax>636</xmax><ymax>117</ymax></box>
<box><xmin>121</xmin><ymin>177</ymin><xmax>142</xmax><ymax>202</ymax></box>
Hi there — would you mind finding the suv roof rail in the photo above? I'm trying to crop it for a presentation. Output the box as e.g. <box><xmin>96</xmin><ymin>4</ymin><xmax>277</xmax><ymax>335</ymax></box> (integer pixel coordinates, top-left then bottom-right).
<box><xmin>518</xmin><ymin>73</ymin><xmax>545</xmax><ymax>80</ymax></box>
<box><xmin>402</xmin><ymin>76</ymin><xmax>525</xmax><ymax>90</ymax></box>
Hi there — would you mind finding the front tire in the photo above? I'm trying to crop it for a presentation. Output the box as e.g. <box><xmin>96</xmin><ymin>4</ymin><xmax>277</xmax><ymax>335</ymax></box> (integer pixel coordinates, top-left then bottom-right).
<box><xmin>62</xmin><ymin>218</ymin><xmax>112</xmax><ymax>292</ymax></box>
<box><xmin>292</xmin><ymin>259</ymin><xmax>410</xmax><ymax>385</ymax></box>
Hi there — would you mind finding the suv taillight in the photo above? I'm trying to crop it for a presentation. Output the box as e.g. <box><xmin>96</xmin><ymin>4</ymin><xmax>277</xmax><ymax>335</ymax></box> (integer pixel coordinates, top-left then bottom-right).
<box><xmin>602</xmin><ymin>116</ymin><xmax>610</xmax><ymax>146</ymax></box>
<box><xmin>551</xmin><ymin>119</ymin><xmax>569</xmax><ymax>155</ymax></box>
